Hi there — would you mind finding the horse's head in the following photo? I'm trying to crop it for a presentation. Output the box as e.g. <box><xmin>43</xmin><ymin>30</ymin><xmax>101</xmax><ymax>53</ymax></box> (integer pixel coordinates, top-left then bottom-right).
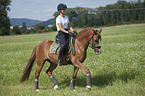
<box><xmin>89</xmin><ymin>28</ymin><xmax>102</xmax><ymax>55</ymax></box>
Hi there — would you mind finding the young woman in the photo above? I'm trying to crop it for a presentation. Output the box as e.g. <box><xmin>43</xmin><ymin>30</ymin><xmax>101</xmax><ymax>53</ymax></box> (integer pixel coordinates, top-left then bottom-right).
<box><xmin>56</xmin><ymin>3</ymin><xmax>74</xmax><ymax>66</ymax></box>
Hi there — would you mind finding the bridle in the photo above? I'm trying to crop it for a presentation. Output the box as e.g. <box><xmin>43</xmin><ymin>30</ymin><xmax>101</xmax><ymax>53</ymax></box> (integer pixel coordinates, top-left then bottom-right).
<box><xmin>71</xmin><ymin>31</ymin><xmax>101</xmax><ymax>56</ymax></box>
<box><xmin>89</xmin><ymin>33</ymin><xmax>101</xmax><ymax>49</ymax></box>
<box><xmin>77</xmin><ymin>33</ymin><xmax>102</xmax><ymax>49</ymax></box>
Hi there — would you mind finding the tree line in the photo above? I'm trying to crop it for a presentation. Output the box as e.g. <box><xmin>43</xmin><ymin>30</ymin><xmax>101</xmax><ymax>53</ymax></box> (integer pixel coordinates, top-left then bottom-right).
<box><xmin>53</xmin><ymin>0</ymin><xmax>145</xmax><ymax>27</ymax></box>
<box><xmin>0</xmin><ymin>0</ymin><xmax>145</xmax><ymax>35</ymax></box>
<box><xmin>11</xmin><ymin>22</ymin><xmax>56</xmax><ymax>35</ymax></box>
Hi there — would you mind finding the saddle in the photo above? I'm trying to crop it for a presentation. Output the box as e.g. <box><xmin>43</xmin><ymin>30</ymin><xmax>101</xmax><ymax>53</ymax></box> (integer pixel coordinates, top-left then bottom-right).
<box><xmin>49</xmin><ymin>35</ymin><xmax>76</xmax><ymax>56</ymax></box>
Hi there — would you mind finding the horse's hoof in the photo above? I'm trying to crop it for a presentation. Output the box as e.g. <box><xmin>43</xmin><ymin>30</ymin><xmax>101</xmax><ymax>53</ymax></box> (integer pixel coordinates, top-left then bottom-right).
<box><xmin>36</xmin><ymin>89</ymin><xmax>39</xmax><ymax>91</ymax></box>
<box><xmin>86</xmin><ymin>85</ymin><xmax>91</xmax><ymax>90</ymax></box>
<box><xmin>70</xmin><ymin>87</ymin><xmax>75</xmax><ymax>91</ymax></box>
<box><xmin>54</xmin><ymin>85</ymin><xmax>58</xmax><ymax>90</ymax></box>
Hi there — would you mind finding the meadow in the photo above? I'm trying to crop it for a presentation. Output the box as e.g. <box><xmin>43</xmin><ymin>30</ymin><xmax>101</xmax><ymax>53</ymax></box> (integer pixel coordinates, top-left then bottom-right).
<box><xmin>0</xmin><ymin>24</ymin><xmax>145</xmax><ymax>96</ymax></box>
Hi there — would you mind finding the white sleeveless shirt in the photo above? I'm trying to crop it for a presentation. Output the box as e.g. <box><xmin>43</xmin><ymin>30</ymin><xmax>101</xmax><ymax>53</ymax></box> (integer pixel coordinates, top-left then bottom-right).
<box><xmin>56</xmin><ymin>15</ymin><xmax>69</xmax><ymax>31</ymax></box>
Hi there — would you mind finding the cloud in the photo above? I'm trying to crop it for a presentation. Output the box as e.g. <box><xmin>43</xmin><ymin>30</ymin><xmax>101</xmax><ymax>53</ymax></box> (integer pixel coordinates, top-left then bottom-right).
<box><xmin>34</xmin><ymin>8</ymin><xmax>54</xmax><ymax>14</ymax></box>
<box><xmin>9</xmin><ymin>0</ymin><xmax>137</xmax><ymax>21</ymax></box>
<box><xmin>23</xmin><ymin>8</ymin><xmax>29</xmax><ymax>12</ymax></box>
<box><xmin>43</xmin><ymin>9</ymin><xmax>54</xmax><ymax>12</ymax></box>
<box><xmin>76</xmin><ymin>2</ymin><xmax>85</xmax><ymax>6</ymax></box>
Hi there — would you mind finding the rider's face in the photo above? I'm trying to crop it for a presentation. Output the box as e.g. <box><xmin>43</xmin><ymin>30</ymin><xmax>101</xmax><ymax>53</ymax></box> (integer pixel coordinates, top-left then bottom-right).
<box><xmin>60</xmin><ymin>9</ymin><xmax>66</xmax><ymax>14</ymax></box>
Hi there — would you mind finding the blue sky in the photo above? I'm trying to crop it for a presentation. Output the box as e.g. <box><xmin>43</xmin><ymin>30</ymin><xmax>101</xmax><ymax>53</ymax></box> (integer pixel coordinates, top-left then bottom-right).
<box><xmin>8</xmin><ymin>0</ymin><xmax>138</xmax><ymax>21</ymax></box>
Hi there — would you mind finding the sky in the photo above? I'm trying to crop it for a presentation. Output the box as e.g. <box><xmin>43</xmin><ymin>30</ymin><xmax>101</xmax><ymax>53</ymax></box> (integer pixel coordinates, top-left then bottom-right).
<box><xmin>8</xmin><ymin>0</ymin><xmax>139</xmax><ymax>21</ymax></box>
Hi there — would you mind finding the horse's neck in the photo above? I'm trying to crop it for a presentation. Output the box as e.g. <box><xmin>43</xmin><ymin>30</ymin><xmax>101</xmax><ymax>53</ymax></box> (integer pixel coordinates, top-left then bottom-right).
<box><xmin>76</xmin><ymin>29</ymin><xmax>92</xmax><ymax>56</ymax></box>
<box><xmin>77</xmin><ymin>29</ymin><xmax>91</xmax><ymax>42</ymax></box>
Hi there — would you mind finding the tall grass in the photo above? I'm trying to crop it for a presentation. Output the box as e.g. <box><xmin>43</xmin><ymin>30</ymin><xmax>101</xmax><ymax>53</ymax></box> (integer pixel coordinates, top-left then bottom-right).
<box><xmin>0</xmin><ymin>24</ymin><xmax>145</xmax><ymax>96</ymax></box>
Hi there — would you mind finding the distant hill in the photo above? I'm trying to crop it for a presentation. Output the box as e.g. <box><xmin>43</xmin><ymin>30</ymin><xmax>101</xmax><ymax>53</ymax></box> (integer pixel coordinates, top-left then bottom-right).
<box><xmin>10</xmin><ymin>18</ymin><xmax>55</xmax><ymax>27</ymax></box>
<box><xmin>10</xmin><ymin>18</ymin><xmax>43</xmax><ymax>27</ymax></box>
<box><xmin>39</xmin><ymin>19</ymin><xmax>55</xmax><ymax>27</ymax></box>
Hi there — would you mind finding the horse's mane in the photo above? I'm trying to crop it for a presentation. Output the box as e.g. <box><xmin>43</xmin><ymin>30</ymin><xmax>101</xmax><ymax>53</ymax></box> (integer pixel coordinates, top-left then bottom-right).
<box><xmin>78</xmin><ymin>27</ymin><xmax>93</xmax><ymax>34</ymax></box>
<box><xmin>77</xmin><ymin>27</ymin><xmax>102</xmax><ymax>39</ymax></box>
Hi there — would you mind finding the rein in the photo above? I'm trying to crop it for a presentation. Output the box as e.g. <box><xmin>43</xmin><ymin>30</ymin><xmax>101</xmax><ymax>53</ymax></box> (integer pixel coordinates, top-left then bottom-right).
<box><xmin>71</xmin><ymin>36</ymin><xmax>76</xmax><ymax>56</ymax></box>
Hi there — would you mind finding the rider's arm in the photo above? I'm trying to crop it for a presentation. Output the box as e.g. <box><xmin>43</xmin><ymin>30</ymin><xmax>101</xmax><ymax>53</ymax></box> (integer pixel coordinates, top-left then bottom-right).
<box><xmin>68</xmin><ymin>22</ymin><xmax>74</xmax><ymax>32</ymax></box>
<box><xmin>58</xmin><ymin>23</ymin><xmax>69</xmax><ymax>33</ymax></box>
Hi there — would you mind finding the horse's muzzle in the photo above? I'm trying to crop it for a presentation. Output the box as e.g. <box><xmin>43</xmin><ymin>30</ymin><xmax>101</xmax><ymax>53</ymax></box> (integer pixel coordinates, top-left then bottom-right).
<box><xmin>94</xmin><ymin>48</ymin><xmax>101</xmax><ymax>55</ymax></box>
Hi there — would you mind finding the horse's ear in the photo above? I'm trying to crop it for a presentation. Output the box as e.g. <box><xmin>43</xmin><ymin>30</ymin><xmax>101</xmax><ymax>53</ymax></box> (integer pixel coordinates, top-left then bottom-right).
<box><xmin>98</xmin><ymin>28</ymin><xmax>102</xmax><ymax>33</ymax></box>
<box><xmin>94</xmin><ymin>28</ymin><xmax>102</xmax><ymax>34</ymax></box>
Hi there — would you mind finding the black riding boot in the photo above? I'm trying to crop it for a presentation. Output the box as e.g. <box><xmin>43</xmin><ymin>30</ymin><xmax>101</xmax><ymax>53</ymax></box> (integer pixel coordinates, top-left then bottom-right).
<box><xmin>57</xmin><ymin>45</ymin><xmax>65</xmax><ymax>66</ymax></box>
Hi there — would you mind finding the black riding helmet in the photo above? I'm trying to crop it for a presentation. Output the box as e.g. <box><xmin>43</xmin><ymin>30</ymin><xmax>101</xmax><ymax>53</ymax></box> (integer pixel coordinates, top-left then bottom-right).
<box><xmin>57</xmin><ymin>3</ymin><xmax>67</xmax><ymax>11</ymax></box>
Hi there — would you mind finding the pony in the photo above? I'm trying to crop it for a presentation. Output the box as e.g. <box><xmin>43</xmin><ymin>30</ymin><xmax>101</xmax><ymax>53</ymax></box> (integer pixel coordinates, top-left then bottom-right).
<box><xmin>20</xmin><ymin>28</ymin><xmax>102</xmax><ymax>91</ymax></box>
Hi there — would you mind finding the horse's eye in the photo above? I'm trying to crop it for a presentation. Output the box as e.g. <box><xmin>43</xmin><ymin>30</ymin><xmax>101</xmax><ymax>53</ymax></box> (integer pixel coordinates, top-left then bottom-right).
<box><xmin>99</xmin><ymin>36</ymin><xmax>102</xmax><ymax>41</ymax></box>
<box><xmin>95</xmin><ymin>40</ymin><xmax>98</xmax><ymax>42</ymax></box>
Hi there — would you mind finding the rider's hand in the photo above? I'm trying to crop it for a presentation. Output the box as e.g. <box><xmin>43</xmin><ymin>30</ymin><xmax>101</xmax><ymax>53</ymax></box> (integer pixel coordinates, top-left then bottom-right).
<box><xmin>70</xmin><ymin>27</ymin><xmax>74</xmax><ymax>32</ymax></box>
<box><xmin>73</xmin><ymin>30</ymin><xmax>77</xmax><ymax>35</ymax></box>
<box><xmin>69</xmin><ymin>32</ymin><xmax>74</xmax><ymax>37</ymax></box>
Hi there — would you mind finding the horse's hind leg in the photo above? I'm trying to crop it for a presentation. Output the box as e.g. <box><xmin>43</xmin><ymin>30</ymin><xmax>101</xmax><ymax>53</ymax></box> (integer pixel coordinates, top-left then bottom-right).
<box><xmin>46</xmin><ymin>63</ymin><xmax>58</xmax><ymax>90</ymax></box>
<box><xmin>34</xmin><ymin>60</ymin><xmax>46</xmax><ymax>91</ymax></box>
<box><xmin>70</xmin><ymin>67</ymin><xmax>79</xmax><ymax>90</ymax></box>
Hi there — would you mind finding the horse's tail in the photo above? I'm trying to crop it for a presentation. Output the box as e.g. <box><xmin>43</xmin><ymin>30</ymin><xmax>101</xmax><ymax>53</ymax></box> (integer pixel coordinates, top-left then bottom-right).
<box><xmin>20</xmin><ymin>45</ymin><xmax>37</xmax><ymax>82</ymax></box>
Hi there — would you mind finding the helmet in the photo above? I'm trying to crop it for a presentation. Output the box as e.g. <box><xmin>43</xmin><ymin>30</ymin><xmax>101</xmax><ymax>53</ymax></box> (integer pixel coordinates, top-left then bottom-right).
<box><xmin>57</xmin><ymin>3</ymin><xmax>67</xmax><ymax>11</ymax></box>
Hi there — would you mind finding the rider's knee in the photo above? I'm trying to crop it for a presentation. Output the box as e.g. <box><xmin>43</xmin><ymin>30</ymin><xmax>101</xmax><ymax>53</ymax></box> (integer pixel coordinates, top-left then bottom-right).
<box><xmin>60</xmin><ymin>44</ymin><xmax>66</xmax><ymax>48</ymax></box>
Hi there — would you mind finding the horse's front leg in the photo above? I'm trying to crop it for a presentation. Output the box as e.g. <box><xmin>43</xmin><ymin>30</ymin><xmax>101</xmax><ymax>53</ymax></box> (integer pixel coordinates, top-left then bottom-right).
<box><xmin>70</xmin><ymin>66</ymin><xmax>79</xmax><ymax>90</ymax></box>
<box><xmin>46</xmin><ymin>63</ymin><xmax>58</xmax><ymax>90</ymax></box>
<box><xmin>74</xmin><ymin>61</ymin><xmax>92</xmax><ymax>90</ymax></box>
<box><xmin>86</xmin><ymin>72</ymin><xmax>91</xmax><ymax>90</ymax></box>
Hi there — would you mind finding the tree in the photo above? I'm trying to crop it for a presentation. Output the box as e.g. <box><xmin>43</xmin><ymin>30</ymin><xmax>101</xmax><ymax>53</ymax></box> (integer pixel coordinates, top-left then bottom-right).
<box><xmin>34</xmin><ymin>24</ymin><xmax>45</xmax><ymax>33</ymax></box>
<box><xmin>11</xmin><ymin>26</ymin><xmax>21</xmax><ymax>34</ymax></box>
<box><xmin>20</xmin><ymin>22</ymin><xmax>27</xmax><ymax>34</ymax></box>
<box><xmin>0</xmin><ymin>0</ymin><xmax>11</xmax><ymax>35</ymax></box>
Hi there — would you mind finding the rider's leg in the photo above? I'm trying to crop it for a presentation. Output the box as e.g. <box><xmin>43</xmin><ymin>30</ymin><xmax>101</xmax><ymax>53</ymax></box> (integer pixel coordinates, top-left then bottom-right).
<box><xmin>57</xmin><ymin>31</ymin><xmax>68</xmax><ymax>66</ymax></box>
<box><xmin>57</xmin><ymin>44</ymin><xmax>65</xmax><ymax>66</ymax></box>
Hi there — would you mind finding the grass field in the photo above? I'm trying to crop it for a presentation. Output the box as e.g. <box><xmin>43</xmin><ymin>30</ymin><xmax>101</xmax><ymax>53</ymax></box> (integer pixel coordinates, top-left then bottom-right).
<box><xmin>0</xmin><ymin>24</ymin><xmax>145</xmax><ymax>96</ymax></box>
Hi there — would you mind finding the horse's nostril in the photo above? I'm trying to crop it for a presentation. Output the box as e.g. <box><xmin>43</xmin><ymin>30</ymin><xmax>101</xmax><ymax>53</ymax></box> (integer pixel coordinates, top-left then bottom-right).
<box><xmin>95</xmin><ymin>49</ymin><xmax>101</xmax><ymax>55</ymax></box>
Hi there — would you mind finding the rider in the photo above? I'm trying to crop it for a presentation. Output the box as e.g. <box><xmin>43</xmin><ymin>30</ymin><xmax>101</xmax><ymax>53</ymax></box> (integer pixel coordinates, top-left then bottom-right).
<box><xmin>56</xmin><ymin>3</ymin><xmax>74</xmax><ymax>66</ymax></box>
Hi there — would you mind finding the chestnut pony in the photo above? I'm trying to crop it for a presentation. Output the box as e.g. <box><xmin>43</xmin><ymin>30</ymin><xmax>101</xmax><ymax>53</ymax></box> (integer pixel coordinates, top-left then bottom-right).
<box><xmin>20</xmin><ymin>28</ymin><xmax>102</xmax><ymax>91</ymax></box>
